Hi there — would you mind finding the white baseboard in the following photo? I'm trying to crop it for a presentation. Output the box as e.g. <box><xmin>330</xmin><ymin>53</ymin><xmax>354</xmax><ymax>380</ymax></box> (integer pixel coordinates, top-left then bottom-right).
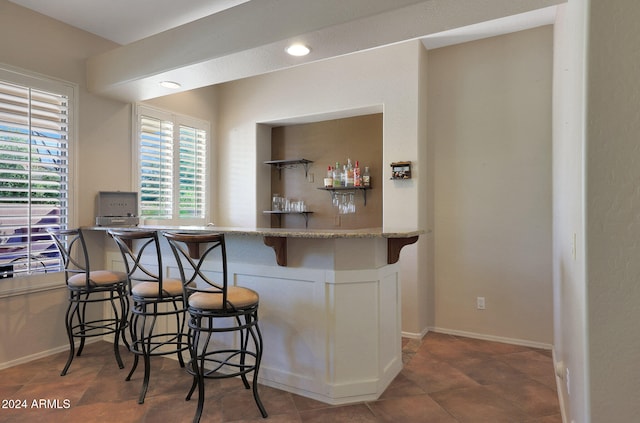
<box><xmin>428</xmin><ymin>326</ymin><xmax>553</xmax><ymax>350</ymax></box>
<box><xmin>401</xmin><ymin>327</ymin><xmax>429</xmax><ymax>340</ymax></box>
<box><xmin>552</xmin><ymin>350</ymin><xmax>569</xmax><ymax>423</ymax></box>
<box><xmin>0</xmin><ymin>339</ymin><xmax>102</xmax><ymax>371</ymax></box>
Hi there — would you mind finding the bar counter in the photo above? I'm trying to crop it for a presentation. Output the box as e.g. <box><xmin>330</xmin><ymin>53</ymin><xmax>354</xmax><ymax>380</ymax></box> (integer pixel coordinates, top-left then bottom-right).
<box><xmin>89</xmin><ymin>225</ymin><xmax>421</xmax><ymax>266</ymax></box>
<box><xmin>85</xmin><ymin>225</ymin><xmax>423</xmax><ymax>405</ymax></box>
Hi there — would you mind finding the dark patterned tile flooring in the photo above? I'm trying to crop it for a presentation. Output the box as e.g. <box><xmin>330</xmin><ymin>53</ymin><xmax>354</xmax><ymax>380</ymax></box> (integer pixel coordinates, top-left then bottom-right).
<box><xmin>0</xmin><ymin>332</ymin><xmax>561</xmax><ymax>422</ymax></box>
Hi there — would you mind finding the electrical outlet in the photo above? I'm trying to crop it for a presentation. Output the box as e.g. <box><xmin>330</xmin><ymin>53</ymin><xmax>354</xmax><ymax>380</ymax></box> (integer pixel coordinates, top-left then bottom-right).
<box><xmin>476</xmin><ymin>297</ymin><xmax>485</xmax><ymax>310</ymax></box>
<box><xmin>308</xmin><ymin>172</ymin><xmax>314</xmax><ymax>183</ymax></box>
<box><xmin>334</xmin><ymin>215</ymin><xmax>341</xmax><ymax>226</ymax></box>
<box><xmin>555</xmin><ymin>361</ymin><xmax>565</xmax><ymax>379</ymax></box>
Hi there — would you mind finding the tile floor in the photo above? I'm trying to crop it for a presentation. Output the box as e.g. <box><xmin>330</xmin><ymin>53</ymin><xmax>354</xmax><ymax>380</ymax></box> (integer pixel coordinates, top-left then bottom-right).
<box><xmin>0</xmin><ymin>332</ymin><xmax>562</xmax><ymax>422</ymax></box>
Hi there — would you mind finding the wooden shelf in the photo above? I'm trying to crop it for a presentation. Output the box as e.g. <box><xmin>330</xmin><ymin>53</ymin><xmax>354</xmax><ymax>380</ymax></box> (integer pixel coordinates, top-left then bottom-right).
<box><xmin>264</xmin><ymin>159</ymin><xmax>313</xmax><ymax>178</ymax></box>
<box><xmin>317</xmin><ymin>186</ymin><xmax>371</xmax><ymax>205</ymax></box>
<box><xmin>263</xmin><ymin>211</ymin><xmax>313</xmax><ymax>228</ymax></box>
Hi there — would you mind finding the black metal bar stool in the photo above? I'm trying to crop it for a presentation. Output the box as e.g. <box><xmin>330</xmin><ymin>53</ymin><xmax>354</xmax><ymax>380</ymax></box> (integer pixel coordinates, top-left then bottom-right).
<box><xmin>108</xmin><ymin>229</ymin><xmax>188</xmax><ymax>404</ymax></box>
<box><xmin>47</xmin><ymin>228</ymin><xmax>129</xmax><ymax>376</ymax></box>
<box><xmin>164</xmin><ymin>232</ymin><xmax>267</xmax><ymax>423</ymax></box>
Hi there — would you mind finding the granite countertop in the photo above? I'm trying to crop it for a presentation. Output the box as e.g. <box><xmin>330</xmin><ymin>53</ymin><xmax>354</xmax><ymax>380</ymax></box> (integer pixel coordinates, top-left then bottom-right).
<box><xmin>85</xmin><ymin>225</ymin><xmax>425</xmax><ymax>239</ymax></box>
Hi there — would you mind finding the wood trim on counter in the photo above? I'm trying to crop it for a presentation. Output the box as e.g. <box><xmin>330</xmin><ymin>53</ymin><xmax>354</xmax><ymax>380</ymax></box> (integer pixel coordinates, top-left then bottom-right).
<box><xmin>387</xmin><ymin>236</ymin><xmax>419</xmax><ymax>264</ymax></box>
<box><xmin>264</xmin><ymin>235</ymin><xmax>420</xmax><ymax>267</ymax></box>
<box><xmin>263</xmin><ymin>236</ymin><xmax>287</xmax><ymax>266</ymax></box>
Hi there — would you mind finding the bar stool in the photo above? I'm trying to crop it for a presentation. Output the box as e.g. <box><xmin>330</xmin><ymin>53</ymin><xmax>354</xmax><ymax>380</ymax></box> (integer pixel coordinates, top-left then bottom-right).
<box><xmin>47</xmin><ymin>228</ymin><xmax>128</xmax><ymax>376</ymax></box>
<box><xmin>164</xmin><ymin>232</ymin><xmax>267</xmax><ymax>423</ymax></box>
<box><xmin>108</xmin><ymin>229</ymin><xmax>188</xmax><ymax>404</ymax></box>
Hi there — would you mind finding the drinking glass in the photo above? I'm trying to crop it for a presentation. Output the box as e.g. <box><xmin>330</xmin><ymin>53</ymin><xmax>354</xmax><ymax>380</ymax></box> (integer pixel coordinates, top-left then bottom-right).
<box><xmin>272</xmin><ymin>194</ymin><xmax>281</xmax><ymax>211</ymax></box>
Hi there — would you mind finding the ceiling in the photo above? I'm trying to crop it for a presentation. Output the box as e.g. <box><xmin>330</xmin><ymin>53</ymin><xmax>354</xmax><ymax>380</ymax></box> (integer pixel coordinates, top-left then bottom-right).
<box><xmin>7</xmin><ymin>0</ymin><xmax>560</xmax><ymax>102</ymax></box>
<box><xmin>8</xmin><ymin>0</ymin><xmax>252</xmax><ymax>45</ymax></box>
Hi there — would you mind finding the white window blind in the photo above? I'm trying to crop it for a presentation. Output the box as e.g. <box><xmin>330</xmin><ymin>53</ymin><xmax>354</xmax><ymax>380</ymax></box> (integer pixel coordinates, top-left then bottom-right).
<box><xmin>139</xmin><ymin>115</ymin><xmax>173</xmax><ymax>219</ymax></box>
<box><xmin>136</xmin><ymin>106</ymin><xmax>208</xmax><ymax>223</ymax></box>
<box><xmin>0</xmin><ymin>78</ymin><xmax>71</xmax><ymax>277</ymax></box>
<box><xmin>178</xmin><ymin>125</ymin><xmax>206</xmax><ymax>218</ymax></box>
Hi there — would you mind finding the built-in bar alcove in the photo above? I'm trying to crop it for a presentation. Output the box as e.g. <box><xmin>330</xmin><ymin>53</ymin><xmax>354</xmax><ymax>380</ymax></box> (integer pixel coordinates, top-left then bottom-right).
<box><xmin>266</xmin><ymin>113</ymin><xmax>383</xmax><ymax>229</ymax></box>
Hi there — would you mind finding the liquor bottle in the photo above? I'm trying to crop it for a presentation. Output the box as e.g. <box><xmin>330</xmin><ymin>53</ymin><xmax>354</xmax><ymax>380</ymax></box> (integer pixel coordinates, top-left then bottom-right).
<box><xmin>354</xmin><ymin>161</ymin><xmax>361</xmax><ymax>187</ymax></box>
<box><xmin>333</xmin><ymin>162</ymin><xmax>342</xmax><ymax>187</ymax></box>
<box><xmin>346</xmin><ymin>158</ymin><xmax>354</xmax><ymax>187</ymax></box>
<box><xmin>324</xmin><ymin>165</ymin><xmax>333</xmax><ymax>188</ymax></box>
<box><xmin>362</xmin><ymin>166</ymin><xmax>371</xmax><ymax>187</ymax></box>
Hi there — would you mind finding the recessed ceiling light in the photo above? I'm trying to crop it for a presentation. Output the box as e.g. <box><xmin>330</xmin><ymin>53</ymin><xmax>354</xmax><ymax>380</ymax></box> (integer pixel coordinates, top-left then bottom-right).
<box><xmin>286</xmin><ymin>44</ymin><xmax>310</xmax><ymax>57</ymax></box>
<box><xmin>159</xmin><ymin>81</ymin><xmax>182</xmax><ymax>89</ymax></box>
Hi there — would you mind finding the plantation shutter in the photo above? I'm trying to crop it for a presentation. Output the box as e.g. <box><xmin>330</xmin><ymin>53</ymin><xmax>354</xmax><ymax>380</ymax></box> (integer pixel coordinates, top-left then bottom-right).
<box><xmin>178</xmin><ymin>125</ymin><xmax>206</xmax><ymax>218</ymax></box>
<box><xmin>0</xmin><ymin>80</ymin><xmax>69</xmax><ymax>275</ymax></box>
<box><xmin>139</xmin><ymin>115</ymin><xmax>173</xmax><ymax>219</ymax></box>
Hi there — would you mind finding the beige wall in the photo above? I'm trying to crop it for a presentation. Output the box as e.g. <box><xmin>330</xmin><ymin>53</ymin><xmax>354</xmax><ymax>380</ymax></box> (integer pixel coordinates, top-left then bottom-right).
<box><xmin>143</xmin><ymin>86</ymin><xmax>220</xmax><ymax>124</ymax></box>
<box><xmin>585</xmin><ymin>0</ymin><xmax>640</xmax><ymax>421</ymax></box>
<box><xmin>429</xmin><ymin>26</ymin><xmax>554</xmax><ymax>345</ymax></box>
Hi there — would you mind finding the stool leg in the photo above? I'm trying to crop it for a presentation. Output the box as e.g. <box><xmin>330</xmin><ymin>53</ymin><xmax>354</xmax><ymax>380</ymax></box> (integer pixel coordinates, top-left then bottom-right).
<box><xmin>139</xmin><ymin>348</ymin><xmax>151</xmax><ymax>404</ymax></box>
<box><xmin>138</xmin><ymin>307</ymin><xmax>155</xmax><ymax>404</ymax></box>
<box><xmin>186</xmin><ymin>371</ymin><xmax>198</xmax><ymax>402</ymax></box>
<box><xmin>109</xmin><ymin>291</ymin><xmax>125</xmax><ymax>369</ymax></box>
<box><xmin>193</xmin><ymin>356</ymin><xmax>205</xmax><ymax>423</ymax></box>
<box><xmin>60</xmin><ymin>296</ymin><xmax>78</xmax><ymax>376</ymax></box>
<box><xmin>186</xmin><ymin>324</ymin><xmax>198</xmax><ymax>401</ymax></box>
<box><xmin>126</xmin><ymin>310</ymin><xmax>140</xmax><ymax>381</ymax></box>
<box><xmin>191</xmin><ymin>318</ymin><xmax>206</xmax><ymax>423</ymax></box>
<box><xmin>119</xmin><ymin>289</ymin><xmax>131</xmax><ymax>351</ymax></box>
<box><xmin>173</xmin><ymin>299</ymin><xmax>186</xmax><ymax>368</ymax></box>
<box><xmin>248</xmin><ymin>314</ymin><xmax>267</xmax><ymax>418</ymax></box>
<box><xmin>236</xmin><ymin>315</ymin><xmax>250</xmax><ymax>389</ymax></box>
<box><xmin>77</xmin><ymin>294</ymin><xmax>89</xmax><ymax>356</ymax></box>
<box><xmin>126</xmin><ymin>354</ymin><xmax>139</xmax><ymax>381</ymax></box>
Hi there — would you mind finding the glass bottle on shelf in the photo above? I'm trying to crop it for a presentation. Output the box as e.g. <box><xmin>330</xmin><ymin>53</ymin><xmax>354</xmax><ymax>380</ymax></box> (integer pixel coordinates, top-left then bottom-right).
<box><xmin>363</xmin><ymin>166</ymin><xmax>371</xmax><ymax>187</ymax></box>
<box><xmin>346</xmin><ymin>158</ymin><xmax>354</xmax><ymax>187</ymax></box>
<box><xmin>333</xmin><ymin>162</ymin><xmax>342</xmax><ymax>187</ymax></box>
<box><xmin>324</xmin><ymin>165</ymin><xmax>333</xmax><ymax>187</ymax></box>
<box><xmin>342</xmin><ymin>164</ymin><xmax>348</xmax><ymax>186</ymax></box>
<box><xmin>354</xmin><ymin>160</ymin><xmax>361</xmax><ymax>187</ymax></box>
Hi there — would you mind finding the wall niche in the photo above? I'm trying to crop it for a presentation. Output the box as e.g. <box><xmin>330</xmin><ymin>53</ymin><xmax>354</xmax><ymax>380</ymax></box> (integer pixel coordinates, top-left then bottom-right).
<box><xmin>269</xmin><ymin>113</ymin><xmax>383</xmax><ymax>229</ymax></box>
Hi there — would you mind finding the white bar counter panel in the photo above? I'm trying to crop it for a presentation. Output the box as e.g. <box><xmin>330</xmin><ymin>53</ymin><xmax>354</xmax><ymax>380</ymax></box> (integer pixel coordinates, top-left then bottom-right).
<box><xmin>89</xmin><ymin>226</ymin><xmax>422</xmax><ymax>405</ymax></box>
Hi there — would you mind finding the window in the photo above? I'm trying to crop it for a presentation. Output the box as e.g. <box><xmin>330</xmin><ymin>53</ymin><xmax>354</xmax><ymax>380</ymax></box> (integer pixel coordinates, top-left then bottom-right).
<box><xmin>0</xmin><ymin>67</ymin><xmax>75</xmax><ymax>280</ymax></box>
<box><xmin>135</xmin><ymin>105</ymin><xmax>208</xmax><ymax>224</ymax></box>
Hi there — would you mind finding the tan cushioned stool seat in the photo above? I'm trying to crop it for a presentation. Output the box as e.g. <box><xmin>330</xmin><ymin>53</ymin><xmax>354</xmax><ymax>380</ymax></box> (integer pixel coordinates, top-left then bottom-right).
<box><xmin>68</xmin><ymin>270</ymin><xmax>127</xmax><ymax>287</ymax></box>
<box><xmin>189</xmin><ymin>286</ymin><xmax>259</xmax><ymax>310</ymax></box>
<box><xmin>132</xmin><ymin>279</ymin><xmax>184</xmax><ymax>297</ymax></box>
